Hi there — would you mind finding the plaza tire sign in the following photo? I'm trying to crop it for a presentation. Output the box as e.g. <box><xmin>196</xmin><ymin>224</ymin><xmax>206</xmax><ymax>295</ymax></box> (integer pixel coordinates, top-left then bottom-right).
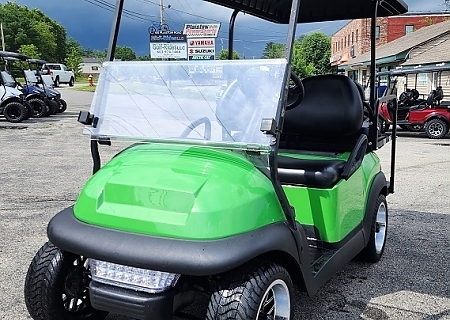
<box><xmin>183</xmin><ymin>23</ymin><xmax>221</xmax><ymax>38</ymax></box>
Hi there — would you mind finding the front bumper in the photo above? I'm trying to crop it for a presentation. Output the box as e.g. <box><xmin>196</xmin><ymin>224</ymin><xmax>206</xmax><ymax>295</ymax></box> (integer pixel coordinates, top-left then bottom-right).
<box><xmin>90</xmin><ymin>281</ymin><xmax>175</xmax><ymax>320</ymax></box>
<box><xmin>47</xmin><ymin>207</ymin><xmax>300</xmax><ymax>276</ymax></box>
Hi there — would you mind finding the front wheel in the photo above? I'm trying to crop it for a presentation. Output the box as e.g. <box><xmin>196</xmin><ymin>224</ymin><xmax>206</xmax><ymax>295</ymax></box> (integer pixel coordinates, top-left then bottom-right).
<box><xmin>3</xmin><ymin>102</ymin><xmax>27</xmax><ymax>123</ymax></box>
<box><xmin>206</xmin><ymin>262</ymin><xmax>293</xmax><ymax>320</ymax></box>
<box><xmin>24</xmin><ymin>242</ymin><xmax>108</xmax><ymax>320</ymax></box>
<box><xmin>58</xmin><ymin>99</ymin><xmax>68</xmax><ymax>113</ymax></box>
<box><xmin>425</xmin><ymin>118</ymin><xmax>448</xmax><ymax>139</ymax></box>
<box><xmin>69</xmin><ymin>77</ymin><xmax>75</xmax><ymax>87</ymax></box>
<box><xmin>359</xmin><ymin>194</ymin><xmax>388</xmax><ymax>263</ymax></box>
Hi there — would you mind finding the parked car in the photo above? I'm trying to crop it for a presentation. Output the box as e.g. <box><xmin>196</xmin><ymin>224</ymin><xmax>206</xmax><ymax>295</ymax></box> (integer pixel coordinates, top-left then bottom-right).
<box><xmin>42</xmin><ymin>63</ymin><xmax>75</xmax><ymax>87</ymax></box>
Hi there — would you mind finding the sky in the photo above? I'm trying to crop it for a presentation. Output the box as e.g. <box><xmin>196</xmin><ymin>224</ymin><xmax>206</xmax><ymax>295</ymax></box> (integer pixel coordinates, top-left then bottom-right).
<box><xmin>0</xmin><ymin>0</ymin><xmax>447</xmax><ymax>58</ymax></box>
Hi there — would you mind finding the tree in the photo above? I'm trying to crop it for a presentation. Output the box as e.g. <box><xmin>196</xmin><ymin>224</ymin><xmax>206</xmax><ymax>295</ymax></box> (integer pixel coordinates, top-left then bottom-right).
<box><xmin>296</xmin><ymin>32</ymin><xmax>332</xmax><ymax>75</ymax></box>
<box><xmin>19</xmin><ymin>44</ymin><xmax>40</xmax><ymax>59</ymax></box>
<box><xmin>0</xmin><ymin>2</ymin><xmax>68</xmax><ymax>62</ymax></box>
<box><xmin>261</xmin><ymin>42</ymin><xmax>285</xmax><ymax>59</ymax></box>
<box><xmin>218</xmin><ymin>49</ymin><xmax>240</xmax><ymax>60</ymax></box>
<box><xmin>65</xmin><ymin>49</ymin><xmax>83</xmax><ymax>78</ymax></box>
<box><xmin>114</xmin><ymin>46</ymin><xmax>137</xmax><ymax>61</ymax></box>
<box><xmin>291</xmin><ymin>40</ymin><xmax>315</xmax><ymax>78</ymax></box>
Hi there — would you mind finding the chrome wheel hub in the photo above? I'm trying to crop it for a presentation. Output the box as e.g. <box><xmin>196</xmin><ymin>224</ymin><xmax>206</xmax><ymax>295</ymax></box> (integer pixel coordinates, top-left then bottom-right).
<box><xmin>256</xmin><ymin>279</ymin><xmax>290</xmax><ymax>320</ymax></box>
<box><xmin>375</xmin><ymin>202</ymin><xmax>387</xmax><ymax>254</ymax></box>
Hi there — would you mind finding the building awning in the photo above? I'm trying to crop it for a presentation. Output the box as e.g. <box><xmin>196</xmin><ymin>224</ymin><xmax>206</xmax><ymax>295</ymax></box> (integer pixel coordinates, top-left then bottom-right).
<box><xmin>331</xmin><ymin>52</ymin><xmax>351</xmax><ymax>66</ymax></box>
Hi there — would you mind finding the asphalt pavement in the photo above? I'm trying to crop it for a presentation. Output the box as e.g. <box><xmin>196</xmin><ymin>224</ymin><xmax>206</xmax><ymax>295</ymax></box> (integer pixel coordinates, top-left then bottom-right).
<box><xmin>0</xmin><ymin>86</ymin><xmax>449</xmax><ymax>319</ymax></box>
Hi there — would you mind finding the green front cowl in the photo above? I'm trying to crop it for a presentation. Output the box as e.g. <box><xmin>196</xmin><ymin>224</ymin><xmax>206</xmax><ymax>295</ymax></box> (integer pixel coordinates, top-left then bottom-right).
<box><xmin>74</xmin><ymin>144</ymin><xmax>285</xmax><ymax>240</ymax></box>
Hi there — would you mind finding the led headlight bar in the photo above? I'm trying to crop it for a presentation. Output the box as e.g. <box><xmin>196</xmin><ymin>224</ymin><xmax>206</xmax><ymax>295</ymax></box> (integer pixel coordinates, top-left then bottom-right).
<box><xmin>90</xmin><ymin>259</ymin><xmax>180</xmax><ymax>294</ymax></box>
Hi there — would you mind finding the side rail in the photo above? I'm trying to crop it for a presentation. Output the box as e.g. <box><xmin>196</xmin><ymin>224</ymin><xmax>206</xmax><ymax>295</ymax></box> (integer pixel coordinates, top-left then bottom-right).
<box><xmin>376</xmin><ymin>94</ymin><xmax>398</xmax><ymax>194</ymax></box>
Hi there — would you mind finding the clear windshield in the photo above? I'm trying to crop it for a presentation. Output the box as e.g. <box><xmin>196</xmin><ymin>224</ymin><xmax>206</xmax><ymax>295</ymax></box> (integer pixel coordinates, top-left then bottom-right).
<box><xmin>24</xmin><ymin>70</ymin><xmax>38</xmax><ymax>85</ymax></box>
<box><xmin>85</xmin><ymin>59</ymin><xmax>287</xmax><ymax>151</ymax></box>
<box><xmin>1</xmin><ymin>71</ymin><xmax>16</xmax><ymax>87</ymax></box>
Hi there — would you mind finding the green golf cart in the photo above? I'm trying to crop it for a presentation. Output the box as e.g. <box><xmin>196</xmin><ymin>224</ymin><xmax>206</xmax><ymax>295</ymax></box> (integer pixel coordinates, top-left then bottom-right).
<box><xmin>24</xmin><ymin>0</ymin><xmax>405</xmax><ymax>319</ymax></box>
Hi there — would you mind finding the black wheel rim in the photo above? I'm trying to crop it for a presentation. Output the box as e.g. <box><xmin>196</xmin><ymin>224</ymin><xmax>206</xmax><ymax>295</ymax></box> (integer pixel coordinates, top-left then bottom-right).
<box><xmin>62</xmin><ymin>256</ymin><xmax>94</xmax><ymax>316</ymax></box>
<box><xmin>8</xmin><ymin>105</ymin><xmax>22</xmax><ymax>119</ymax></box>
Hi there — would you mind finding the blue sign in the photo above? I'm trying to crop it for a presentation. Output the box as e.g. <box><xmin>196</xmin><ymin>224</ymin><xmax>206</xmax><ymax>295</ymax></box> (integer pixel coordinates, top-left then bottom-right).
<box><xmin>188</xmin><ymin>55</ymin><xmax>215</xmax><ymax>61</ymax></box>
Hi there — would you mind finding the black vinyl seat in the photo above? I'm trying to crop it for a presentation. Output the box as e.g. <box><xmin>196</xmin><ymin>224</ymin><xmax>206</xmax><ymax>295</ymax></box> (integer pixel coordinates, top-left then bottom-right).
<box><xmin>278</xmin><ymin>74</ymin><xmax>366</xmax><ymax>188</ymax></box>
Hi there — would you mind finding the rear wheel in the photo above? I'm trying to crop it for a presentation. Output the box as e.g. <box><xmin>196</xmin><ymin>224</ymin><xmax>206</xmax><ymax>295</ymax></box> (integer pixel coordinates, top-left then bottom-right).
<box><xmin>46</xmin><ymin>100</ymin><xmax>59</xmax><ymax>115</ymax></box>
<box><xmin>23</xmin><ymin>101</ymin><xmax>34</xmax><ymax>120</ymax></box>
<box><xmin>360</xmin><ymin>194</ymin><xmax>388</xmax><ymax>263</ymax></box>
<box><xmin>377</xmin><ymin>117</ymin><xmax>390</xmax><ymax>134</ymax></box>
<box><xmin>425</xmin><ymin>118</ymin><xmax>448</xmax><ymax>139</ymax></box>
<box><xmin>54</xmin><ymin>76</ymin><xmax>60</xmax><ymax>87</ymax></box>
<box><xmin>3</xmin><ymin>102</ymin><xmax>27</xmax><ymax>123</ymax></box>
<box><xmin>69</xmin><ymin>77</ymin><xmax>75</xmax><ymax>87</ymax></box>
<box><xmin>24</xmin><ymin>242</ymin><xmax>108</xmax><ymax>320</ymax></box>
<box><xmin>206</xmin><ymin>262</ymin><xmax>293</xmax><ymax>320</ymax></box>
<box><xmin>29</xmin><ymin>98</ymin><xmax>48</xmax><ymax>118</ymax></box>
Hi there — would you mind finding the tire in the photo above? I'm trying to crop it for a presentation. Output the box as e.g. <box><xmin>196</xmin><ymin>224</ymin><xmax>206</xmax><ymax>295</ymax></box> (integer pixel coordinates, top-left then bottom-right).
<box><xmin>69</xmin><ymin>77</ymin><xmax>75</xmax><ymax>87</ymax></box>
<box><xmin>28</xmin><ymin>98</ymin><xmax>48</xmax><ymax>118</ymax></box>
<box><xmin>3</xmin><ymin>101</ymin><xmax>27</xmax><ymax>123</ymax></box>
<box><xmin>23</xmin><ymin>101</ymin><xmax>35</xmax><ymax>120</ymax></box>
<box><xmin>425</xmin><ymin>118</ymin><xmax>448</xmax><ymax>139</ymax></box>
<box><xmin>54</xmin><ymin>76</ymin><xmax>60</xmax><ymax>87</ymax></box>
<box><xmin>206</xmin><ymin>262</ymin><xmax>293</xmax><ymax>320</ymax></box>
<box><xmin>359</xmin><ymin>194</ymin><xmax>388</xmax><ymax>263</ymax></box>
<box><xmin>24</xmin><ymin>242</ymin><xmax>108</xmax><ymax>320</ymax></box>
<box><xmin>377</xmin><ymin>117</ymin><xmax>389</xmax><ymax>134</ymax></box>
<box><xmin>58</xmin><ymin>99</ymin><xmax>67</xmax><ymax>113</ymax></box>
<box><xmin>46</xmin><ymin>100</ymin><xmax>59</xmax><ymax>115</ymax></box>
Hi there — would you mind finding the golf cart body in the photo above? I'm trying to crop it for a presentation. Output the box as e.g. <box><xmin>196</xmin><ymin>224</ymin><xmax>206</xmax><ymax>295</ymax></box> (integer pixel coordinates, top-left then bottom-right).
<box><xmin>0</xmin><ymin>51</ymin><xmax>29</xmax><ymax>122</ymax></box>
<box><xmin>24</xmin><ymin>0</ymin><xmax>406</xmax><ymax>319</ymax></box>
<box><xmin>378</xmin><ymin>65</ymin><xmax>450</xmax><ymax>138</ymax></box>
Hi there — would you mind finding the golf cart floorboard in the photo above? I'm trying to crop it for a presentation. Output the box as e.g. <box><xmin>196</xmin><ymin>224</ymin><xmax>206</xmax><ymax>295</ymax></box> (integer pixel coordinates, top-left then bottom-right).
<box><xmin>307</xmin><ymin>241</ymin><xmax>338</xmax><ymax>275</ymax></box>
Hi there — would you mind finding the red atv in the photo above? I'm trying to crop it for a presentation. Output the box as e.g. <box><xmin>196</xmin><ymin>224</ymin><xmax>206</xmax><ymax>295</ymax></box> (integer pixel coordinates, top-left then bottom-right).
<box><xmin>378</xmin><ymin>66</ymin><xmax>450</xmax><ymax>139</ymax></box>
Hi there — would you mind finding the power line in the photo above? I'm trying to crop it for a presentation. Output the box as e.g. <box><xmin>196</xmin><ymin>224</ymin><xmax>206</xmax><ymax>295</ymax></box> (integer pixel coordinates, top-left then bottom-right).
<box><xmin>82</xmin><ymin>0</ymin><xmax>157</xmax><ymax>23</ymax></box>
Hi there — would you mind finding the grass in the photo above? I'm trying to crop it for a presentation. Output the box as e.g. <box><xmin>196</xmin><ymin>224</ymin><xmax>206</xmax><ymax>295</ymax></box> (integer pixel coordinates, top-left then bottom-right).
<box><xmin>76</xmin><ymin>85</ymin><xmax>97</xmax><ymax>92</ymax></box>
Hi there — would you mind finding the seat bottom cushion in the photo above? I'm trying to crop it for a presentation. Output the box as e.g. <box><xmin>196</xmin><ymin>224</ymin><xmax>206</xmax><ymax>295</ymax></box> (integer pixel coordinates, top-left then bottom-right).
<box><xmin>278</xmin><ymin>156</ymin><xmax>346</xmax><ymax>188</ymax></box>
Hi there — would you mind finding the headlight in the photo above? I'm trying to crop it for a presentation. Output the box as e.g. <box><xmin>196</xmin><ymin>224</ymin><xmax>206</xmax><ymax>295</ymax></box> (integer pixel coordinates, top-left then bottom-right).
<box><xmin>89</xmin><ymin>259</ymin><xmax>180</xmax><ymax>293</ymax></box>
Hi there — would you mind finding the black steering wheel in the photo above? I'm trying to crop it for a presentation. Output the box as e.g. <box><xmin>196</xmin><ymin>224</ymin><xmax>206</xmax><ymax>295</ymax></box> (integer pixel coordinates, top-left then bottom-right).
<box><xmin>286</xmin><ymin>71</ymin><xmax>304</xmax><ymax>110</ymax></box>
<box><xmin>180</xmin><ymin>117</ymin><xmax>212</xmax><ymax>140</ymax></box>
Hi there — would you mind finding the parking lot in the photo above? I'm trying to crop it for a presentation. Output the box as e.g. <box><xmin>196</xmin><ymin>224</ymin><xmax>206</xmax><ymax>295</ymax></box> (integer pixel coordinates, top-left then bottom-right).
<box><xmin>0</xmin><ymin>87</ymin><xmax>449</xmax><ymax>319</ymax></box>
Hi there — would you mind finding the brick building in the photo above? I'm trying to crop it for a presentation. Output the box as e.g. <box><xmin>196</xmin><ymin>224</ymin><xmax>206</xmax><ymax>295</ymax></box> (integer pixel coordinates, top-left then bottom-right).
<box><xmin>330</xmin><ymin>12</ymin><xmax>450</xmax><ymax>67</ymax></box>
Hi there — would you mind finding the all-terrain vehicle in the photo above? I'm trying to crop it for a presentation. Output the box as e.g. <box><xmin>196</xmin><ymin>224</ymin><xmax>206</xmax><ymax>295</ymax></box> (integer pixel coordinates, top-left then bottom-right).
<box><xmin>0</xmin><ymin>51</ymin><xmax>49</xmax><ymax>118</ymax></box>
<box><xmin>378</xmin><ymin>65</ymin><xmax>450</xmax><ymax>139</ymax></box>
<box><xmin>28</xmin><ymin>58</ymin><xmax>68</xmax><ymax>113</ymax></box>
<box><xmin>24</xmin><ymin>0</ymin><xmax>406</xmax><ymax>319</ymax></box>
<box><xmin>0</xmin><ymin>52</ymin><xmax>29</xmax><ymax>123</ymax></box>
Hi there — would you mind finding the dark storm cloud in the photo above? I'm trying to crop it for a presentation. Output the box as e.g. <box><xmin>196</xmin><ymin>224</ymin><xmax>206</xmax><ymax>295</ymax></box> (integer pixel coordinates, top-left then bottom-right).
<box><xmin>0</xmin><ymin>0</ymin><xmax>446</xmax><ymax>57</ymax></box>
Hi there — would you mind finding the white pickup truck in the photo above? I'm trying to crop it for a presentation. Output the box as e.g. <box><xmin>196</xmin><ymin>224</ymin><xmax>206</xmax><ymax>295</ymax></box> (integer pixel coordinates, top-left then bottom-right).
<box><xmin>42</xmin><ymin>63</ymin><xmax>75</xmax><ymax>87</ymax></box>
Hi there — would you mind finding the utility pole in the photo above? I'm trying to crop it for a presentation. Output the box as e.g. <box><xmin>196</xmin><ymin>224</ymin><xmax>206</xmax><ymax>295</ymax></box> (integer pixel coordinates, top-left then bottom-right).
<box><xmin>159</xmin><ymin>0</ymin><xmax>165</xmax><ymax>26</ymax></box>
<box><xmin>1</xmin><ymin>23</ymin><xmax>5</xmax><ymax>51</ymax></box>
